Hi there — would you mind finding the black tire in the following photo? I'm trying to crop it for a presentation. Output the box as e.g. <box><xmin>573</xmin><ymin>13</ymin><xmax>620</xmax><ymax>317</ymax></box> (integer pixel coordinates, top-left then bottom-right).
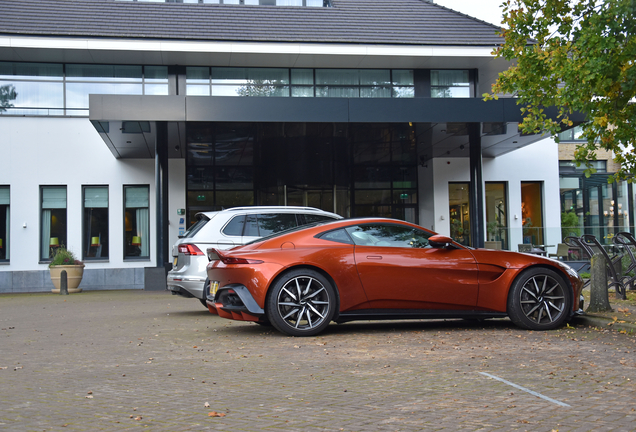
<box><xmin>507</xmin><ymin>268</ymin><xmax>571</xmax><ymax>330</ymax></box>
<box><xmin>200</xmin><ymin>279</ymin><xmax>211</xmax><ymax>309</ymax></box>
<box><xmin>266</xmin><ymin>269</ymin><xmax>336</xmax><ymax>337</ymax></box>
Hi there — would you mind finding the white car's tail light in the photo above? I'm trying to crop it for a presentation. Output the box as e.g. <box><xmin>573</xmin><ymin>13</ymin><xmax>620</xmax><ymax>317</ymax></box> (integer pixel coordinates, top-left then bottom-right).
<box><xmin>178</xmin><ymin>244</ymin><xmax>204</xmax><ymax>256</ymax></box>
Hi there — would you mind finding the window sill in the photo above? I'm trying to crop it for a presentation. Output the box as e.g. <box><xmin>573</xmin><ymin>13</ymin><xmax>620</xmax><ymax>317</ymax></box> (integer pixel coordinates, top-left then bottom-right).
<box><xmin>83</xmin><ymin>259</ymin><xmax>109</xmax><ymax>264</ymax></box>
<box><xmin>0</xmin><ymin>261</ymin><xmax>9</xmax><ymax>265</ymax></box>
<box><xmin>124</xmin><ymin>257</ymin><xmax>151</xmax><ymax>262</ymax></box>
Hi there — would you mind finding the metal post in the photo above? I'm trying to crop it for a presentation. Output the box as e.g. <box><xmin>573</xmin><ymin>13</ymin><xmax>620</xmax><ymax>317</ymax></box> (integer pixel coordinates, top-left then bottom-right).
<box><xmin>155</xmin><ymin>121</ymin><xmax>169</xmax><ymax>270</ymax></box>
<box><xmin>468</xmin><ymin>123</ymin><xmax>484</xmax><ymax>248</ymax></box>
<box><xmin>60</xmin><ymin>270</ymin><xmax>68</xmax><ymax>295</ymax></box>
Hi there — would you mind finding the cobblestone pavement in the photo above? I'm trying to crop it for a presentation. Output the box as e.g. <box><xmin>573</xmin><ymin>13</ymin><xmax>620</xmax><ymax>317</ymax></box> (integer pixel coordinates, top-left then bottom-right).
<box><xmin>1</xmin><ymin>290</ymin><xmax>635</xmax><ymax>431</ymax></box>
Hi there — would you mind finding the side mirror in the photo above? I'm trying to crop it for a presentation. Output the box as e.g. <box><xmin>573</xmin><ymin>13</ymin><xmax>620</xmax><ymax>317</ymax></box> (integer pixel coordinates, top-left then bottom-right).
<box><xmin>429</xmin><ymin>235</ymin><xmax>454</xmax><ymax>249</ymax></box>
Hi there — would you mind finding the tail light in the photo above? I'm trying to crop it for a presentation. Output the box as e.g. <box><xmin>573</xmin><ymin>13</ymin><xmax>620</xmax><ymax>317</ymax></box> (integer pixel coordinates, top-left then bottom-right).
<box><xmin>208</xmin><ymin>248</ymin><xmax>263</xmax><ymax>265</ymax></box>
<box><xmin>178</xmin><ymin>244</ymin><xmax>204</xmax><ymax>256</ymax></box>
<box><xmin>218</xmin><ymin>256</ymin><xmax>264</xmax><ymax>265</ymax></box>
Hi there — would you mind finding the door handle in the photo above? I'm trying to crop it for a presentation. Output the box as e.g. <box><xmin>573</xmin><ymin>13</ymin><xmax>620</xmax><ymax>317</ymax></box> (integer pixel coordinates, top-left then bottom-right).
<box><xmin>366</xmin><ymin>255</ymin><xmax>382</xmax><ymax>260</ymax></box>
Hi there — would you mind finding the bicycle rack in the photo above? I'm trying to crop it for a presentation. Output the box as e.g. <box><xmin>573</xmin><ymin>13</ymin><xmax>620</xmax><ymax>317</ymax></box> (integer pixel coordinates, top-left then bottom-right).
<box><xmin>613</xmin><ymin>232</ymin><xmax>636</xmax><ymax>295</ymax></box>
<box><xmin>565</xmin><ymin>235</ymin><xmax>626</xmax><ymax>299</ymax></box>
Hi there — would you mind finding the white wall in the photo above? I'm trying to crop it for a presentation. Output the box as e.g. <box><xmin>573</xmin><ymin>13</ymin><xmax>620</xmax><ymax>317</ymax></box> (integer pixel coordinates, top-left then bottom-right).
<box><xmin>0</xmin><ymin>117</ymin><xmax>185</xmax><ymax>272</ymax></box>
<box><xmin>422</xmin><ymin>137</ymin><xmax>562</xmax><ymax>251</ymax></box>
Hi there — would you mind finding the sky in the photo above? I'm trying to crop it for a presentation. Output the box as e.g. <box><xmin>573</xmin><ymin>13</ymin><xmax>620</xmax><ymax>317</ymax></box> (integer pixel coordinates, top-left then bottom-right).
<box><xmin>431</xmin><ymin>0</ymin><xmax>505</xmax><ymax>27</ymax></box>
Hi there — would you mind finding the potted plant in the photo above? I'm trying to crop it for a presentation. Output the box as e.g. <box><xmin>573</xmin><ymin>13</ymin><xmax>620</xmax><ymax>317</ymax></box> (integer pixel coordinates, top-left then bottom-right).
<box><xmin>49</xmin><ymin>246</ymin><xmax>84</xmax><ymax>293</ymax></box>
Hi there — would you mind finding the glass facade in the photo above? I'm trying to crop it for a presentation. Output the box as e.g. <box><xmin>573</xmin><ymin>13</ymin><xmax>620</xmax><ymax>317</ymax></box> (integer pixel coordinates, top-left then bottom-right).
<box><xmin>184</xmin><ymin>122</ymin><xmax>418</xmax><ymax>225</ymax></box>
<box><xmin>0</xmin><ymin>63</ymin><xmax>475</xmax><ymax>118</ymax></box>
<box><xmin>0</xmin><ymin>63</ymin><xmax>168</xmax><ymax>116</ymax></box>
<box><xmin>186</xmin><ymin>67</ymin><xmax>415</xmax><ymax>98</ymax></box>
<box><xmin>560</xmin><ymin>173</ymin><xmax>633</xmax><ymax>241</ymax></box>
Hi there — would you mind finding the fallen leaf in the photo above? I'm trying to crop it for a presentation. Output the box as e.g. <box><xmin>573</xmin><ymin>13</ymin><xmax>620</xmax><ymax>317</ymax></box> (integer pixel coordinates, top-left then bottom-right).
<box><xmin>208</xmin><ymin>411</ymin><xmax>226</xmax><ymax>417</ymax></box>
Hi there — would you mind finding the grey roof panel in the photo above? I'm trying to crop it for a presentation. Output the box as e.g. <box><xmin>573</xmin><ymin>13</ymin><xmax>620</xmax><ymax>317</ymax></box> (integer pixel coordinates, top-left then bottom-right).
<box><xmin>0</xmin><ymin>0</ymin><xmax>503</xmax><ymax>46</ymax></box>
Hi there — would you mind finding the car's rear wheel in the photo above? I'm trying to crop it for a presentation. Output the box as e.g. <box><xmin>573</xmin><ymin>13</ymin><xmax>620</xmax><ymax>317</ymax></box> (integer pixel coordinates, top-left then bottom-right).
<box><xmin>507</xmin><ymin>268</ymin><xmax>571</xmax><ymax>330</ymax></box>
<box><xmin>267</xmin><ymin>269</ymin><xmax>336</xmax><ymax>337</ymax></box>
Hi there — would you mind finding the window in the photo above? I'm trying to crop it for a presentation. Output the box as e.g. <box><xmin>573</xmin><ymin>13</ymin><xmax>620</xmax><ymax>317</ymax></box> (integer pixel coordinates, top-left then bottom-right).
<box><xmin>345</xmin><ymin>223</ymin><xmax>431</xmax><ymax>248</ymax></box>
<box><xmin>83</xmin><ymin>186</ymin><xmax>109</xmax><ymax>260</ymax></box>
<box><xmin>0</xmin><ymin>186</ymin><xmax>9</xmax><ymax>261</ymax></box>
<box><xmin>521</xmin><ymin>182</ymin><xmax>544</xmax><ymax>245</ymax></box>
<box><xmin>485</xmin><ymin>182</ymin><xmax>508</xmax><ymax>250</ymax></box>
<box><xmin>449</xmin><ymin>183</ymin><xmax>470</xmax><ymax>246</ymax></box>
<box><xmin>559</xmin><ymin>160</ymin><xmax>607</xmax><ymax>173</ymax></box>
<box><xmin>0</xmin><ymin>62</ymin><xmax>63</xmax><ymax>115</ymax></box>
<box><xmin>302</xmin><ymin>214</ymin><xmax>337</xmax><ymax>224</ymax></box>
<box><xmin>557</xmin><ymin>125</ymin><xmax>585</xmax><ymax>142</ymax></box>
<box><xmin>185</xmin><ymin>67</ymin><xmax>414</xmax><ymax>98</ymax></box>
<box><xmin>124</xmin><ymin>186</ymin><xmax>150</xmax><ymax>259</ymax></box>
<box><xmin>244</xmin><ymin>213</ymin><xmax>298</xmax><ymax>237</ymax></box>
<box><xmin>431</xmin><ymin>70</ymin><xmax>471</xmax><ymax>98</ymax></box>
<box><xmin>0</xmin><ymin>62</ymin><xmax>168</xmax><ymax>116</ymax></box>
<box><xmin>41</xmin><ymin>186</ymin><xmax>67</xmax><ymax>261</ymax></box>
<box><xmin>317</xmin><ymin>228</ymin><xmax>353</xmax><ymax>244</ymax></box>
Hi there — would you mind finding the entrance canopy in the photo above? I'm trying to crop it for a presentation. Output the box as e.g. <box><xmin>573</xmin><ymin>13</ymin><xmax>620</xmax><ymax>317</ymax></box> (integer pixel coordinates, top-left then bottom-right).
<box><xmin>89</xmin><ymin>95</ymin><xmax>582</xmax><ymax>160</ymax></box>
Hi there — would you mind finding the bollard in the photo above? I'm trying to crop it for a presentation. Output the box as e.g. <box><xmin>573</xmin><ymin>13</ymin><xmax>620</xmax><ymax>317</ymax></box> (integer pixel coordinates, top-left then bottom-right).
<box><xmin>60</xmin><ymin>270</ymin><xmax>69</xmax><ymax>295</ymax></box>
<box><xmin>586</xmin><ymin>253</ymin><xmax>611</xmax><ymax>312</ymax></box>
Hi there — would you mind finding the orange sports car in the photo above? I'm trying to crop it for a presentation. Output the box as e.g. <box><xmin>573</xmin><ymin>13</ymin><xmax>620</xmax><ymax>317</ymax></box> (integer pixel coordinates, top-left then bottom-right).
<box><xmin>205</xmin><ymin>218</ymin><xmax>584</xmax><ymax>336</ymax></box>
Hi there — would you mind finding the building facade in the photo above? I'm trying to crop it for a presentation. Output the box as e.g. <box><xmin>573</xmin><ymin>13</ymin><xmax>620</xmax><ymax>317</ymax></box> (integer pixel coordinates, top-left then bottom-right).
<box><xmin>0</xmin><ymin>0</ymin><xmax>572</xmax><ymax>292</ymax></box>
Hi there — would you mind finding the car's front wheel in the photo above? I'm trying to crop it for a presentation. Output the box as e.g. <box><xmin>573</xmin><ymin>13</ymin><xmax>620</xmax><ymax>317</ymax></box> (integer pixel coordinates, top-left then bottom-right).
<box><xmin>507</xmin><ymin>268</ymin><xmax>571</xmax><ymax>330</ymax></box>
<box><xmin>266</xmin><ymin>269</ymin><xmax>336</xmax><ymax>336</ymax></box>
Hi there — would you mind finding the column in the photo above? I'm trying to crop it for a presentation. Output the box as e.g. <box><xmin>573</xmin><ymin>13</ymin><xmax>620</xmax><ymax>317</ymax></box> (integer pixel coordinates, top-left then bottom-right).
<box><xmin>468</xmin><ymin>123</ymin><xmax>484</xmax><ymax>248</ymax></box>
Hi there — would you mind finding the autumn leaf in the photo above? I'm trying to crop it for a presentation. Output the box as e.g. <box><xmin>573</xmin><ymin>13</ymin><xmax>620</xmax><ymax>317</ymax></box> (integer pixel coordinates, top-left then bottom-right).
<box><xmin>208</xmin><ymin>411</ymin><xmax>226</xmax><ymax>417</ymax></box>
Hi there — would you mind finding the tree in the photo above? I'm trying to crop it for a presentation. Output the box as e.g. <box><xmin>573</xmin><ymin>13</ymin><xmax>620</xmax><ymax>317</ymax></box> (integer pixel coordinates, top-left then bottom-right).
<box><xmin>0</xmin><ymin>84</ymin><xmax>17</xmax><ymax>112</ymax></box>
<box><xmin>486</xmin><ymin>0</ymin><xmax>636</xmax><ymax>181</ymax></box>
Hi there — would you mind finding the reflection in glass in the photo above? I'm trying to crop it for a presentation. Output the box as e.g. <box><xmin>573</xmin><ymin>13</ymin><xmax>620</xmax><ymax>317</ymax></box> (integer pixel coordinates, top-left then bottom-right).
<box><xmin>431</xmin><ymin>70</ymin><xmax>470</xmax><ymax>98</ymax></box>
<box><xmin>66</xmin><ymin>83</ymin><xmax>143</xmax><ymax>109</ymax></box>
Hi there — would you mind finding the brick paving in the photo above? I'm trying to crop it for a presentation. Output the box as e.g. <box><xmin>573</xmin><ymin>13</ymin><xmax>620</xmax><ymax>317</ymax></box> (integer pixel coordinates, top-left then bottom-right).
<box><xmin>1</xmin><ymin>290</ymin><xmax>635</xmax><ymax>431</ymax></box>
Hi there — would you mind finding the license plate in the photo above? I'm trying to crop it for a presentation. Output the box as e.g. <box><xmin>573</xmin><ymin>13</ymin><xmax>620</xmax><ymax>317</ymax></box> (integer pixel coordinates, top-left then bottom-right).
<box><xmin>173</xmin><ymin>257</ymin><xmax>178</xmax><ymax>267</ymax></box>
<box><xmin>209</xmin><ymin>280</ymin><xmax>220</xmax><ymax>297</ymax></box>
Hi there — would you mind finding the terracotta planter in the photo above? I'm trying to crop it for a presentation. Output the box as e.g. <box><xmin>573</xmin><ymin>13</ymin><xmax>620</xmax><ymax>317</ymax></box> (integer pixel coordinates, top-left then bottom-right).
<box><xmin>49</xmin><ymin>264</ymin><xmax>85</xmax><ymax>293</ymax></box>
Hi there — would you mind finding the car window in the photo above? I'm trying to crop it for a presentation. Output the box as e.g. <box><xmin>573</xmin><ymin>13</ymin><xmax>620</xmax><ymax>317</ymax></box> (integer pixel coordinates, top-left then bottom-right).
<box><xmin>345</xmin><ymin>224</ymin><xmax>431</xmax><ymax>248</ymax></box>
<box><xmin>244</xmin><ymin>214</ymin><xmax>259</xmax><ymax>237</ymax></box>
<box><xmin>183</xmin><ymin>215</ymin><xmax>209</xmax><ymax>239</ymax></box>
<box><xmin>317</xmin><ymin>228</ymin><xmax>353</xmax><ymax>245</ymax></box>
<box><xmin>257</xmin><ymin>213</ymin><xmax>298</xmax><ymax>236</ymax></box>
<box><xmin>222</xmin><ymin>215</ymin><xmax>245</xmax><ymax>236</ymax></box>
<box><xmin>303</xmin><ymin>214</ymin><xmax>338</xmax><ymax>224</ymax></box>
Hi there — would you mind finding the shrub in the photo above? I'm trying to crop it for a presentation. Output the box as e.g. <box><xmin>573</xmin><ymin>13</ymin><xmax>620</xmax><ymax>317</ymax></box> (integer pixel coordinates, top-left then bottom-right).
<box><xmin>49</xmin><ymin>247</ymin><xmax>82</xmax><ymax>267</ymax></box>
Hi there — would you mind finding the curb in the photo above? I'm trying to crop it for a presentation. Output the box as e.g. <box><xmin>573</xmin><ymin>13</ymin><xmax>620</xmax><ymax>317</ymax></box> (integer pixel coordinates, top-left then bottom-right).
<box><xmin>573</xmin><ymin>315</ymin><xmax>636</xmax><ymax>333</ymax></box>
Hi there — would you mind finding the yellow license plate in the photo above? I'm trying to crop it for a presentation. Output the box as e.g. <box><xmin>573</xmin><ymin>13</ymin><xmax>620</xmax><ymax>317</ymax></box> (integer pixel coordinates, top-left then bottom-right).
<box><xmin>173</xmin><ymin>257</ymin><xmax>178</xmax><ymax>267</ymax></box>
<box><xmin>210</xmin><ymin>281</ymin><xmax>220</xmax><ymax>297</ymax></box>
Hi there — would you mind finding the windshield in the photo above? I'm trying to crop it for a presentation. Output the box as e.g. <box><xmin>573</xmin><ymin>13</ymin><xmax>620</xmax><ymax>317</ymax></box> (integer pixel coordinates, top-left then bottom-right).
<box><xmin>183</xmin><ymin>214</ymin><xmax>210</xmax><ymax>239</ymax></box>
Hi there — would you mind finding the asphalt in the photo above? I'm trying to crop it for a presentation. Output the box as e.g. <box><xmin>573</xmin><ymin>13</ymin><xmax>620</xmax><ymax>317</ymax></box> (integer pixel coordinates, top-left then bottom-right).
<box><xmin>1</xmin><ymin>289</ymin><xmax>635</xmax><ymax>431</ymax></box>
